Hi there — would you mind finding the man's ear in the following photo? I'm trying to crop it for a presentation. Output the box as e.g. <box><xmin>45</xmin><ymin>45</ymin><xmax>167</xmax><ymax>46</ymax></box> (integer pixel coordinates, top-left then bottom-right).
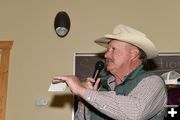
<box><xmin>130</xmin><ymin>48</ymin><xmax>140</xmax><ymax>60</ymax></box>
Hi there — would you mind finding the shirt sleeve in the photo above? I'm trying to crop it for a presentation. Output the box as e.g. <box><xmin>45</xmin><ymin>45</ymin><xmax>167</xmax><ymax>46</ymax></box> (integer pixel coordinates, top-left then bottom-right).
<box><xmin>74</xmin><ymin>100</ymin><xmax>90</xmax><ymax>120</ymax></box>
<box><xmin>81</xmin><ymin>75</ymin><xmax>167</xmax><ymax>120</ymax></box>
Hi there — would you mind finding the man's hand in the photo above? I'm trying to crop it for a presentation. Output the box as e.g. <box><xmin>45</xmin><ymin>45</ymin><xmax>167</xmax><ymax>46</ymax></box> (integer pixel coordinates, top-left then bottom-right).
<box><xmin>52</xmin><ymin>75</ymin><xmax>86</xmax><ymax>96</ymax></box>
<box><xmin>52</xmin><ymin>75</ymin><xmax>101</xmax><ymax>96</ymax></box>
<box><xmin>81</xmin><ymin>77</ymin><xmax>101</xmax><ymax>90</ymax></box>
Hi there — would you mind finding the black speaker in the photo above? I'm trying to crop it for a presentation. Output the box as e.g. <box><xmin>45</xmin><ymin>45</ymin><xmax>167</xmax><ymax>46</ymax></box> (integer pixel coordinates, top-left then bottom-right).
<box><xmin>54</xmin><ymin>11</ymin><xmax>71</xmax><ymax>37</ymax></box>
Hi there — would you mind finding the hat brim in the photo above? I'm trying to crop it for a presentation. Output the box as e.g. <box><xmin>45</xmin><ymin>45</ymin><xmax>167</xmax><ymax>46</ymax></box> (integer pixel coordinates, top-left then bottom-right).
<box><xmin>95</xmin><ymin>34</ymin><xmax>158</xmax><ymax>59</ymax></box>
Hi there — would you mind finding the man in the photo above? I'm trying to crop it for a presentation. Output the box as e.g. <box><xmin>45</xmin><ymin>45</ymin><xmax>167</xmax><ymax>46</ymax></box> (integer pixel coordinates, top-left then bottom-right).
<box><xmin>52</xmin><ymin>24</ymin><xmax>167</xmax><ymax>120</ymax></box>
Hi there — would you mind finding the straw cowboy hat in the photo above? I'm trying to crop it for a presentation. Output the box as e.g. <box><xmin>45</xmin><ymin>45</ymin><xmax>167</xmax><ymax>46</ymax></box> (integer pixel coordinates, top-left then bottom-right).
<box><xmin>95</xmin><ymin>24</ymin><xmax>158</xmax><ymax>59</ymax></box>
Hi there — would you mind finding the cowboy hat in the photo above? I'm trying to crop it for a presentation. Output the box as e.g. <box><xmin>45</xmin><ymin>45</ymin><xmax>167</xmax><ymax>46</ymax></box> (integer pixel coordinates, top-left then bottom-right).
<box><xmin>94</xmin><ymin>24</ymin><xmax>158</xmax><ymax>59</ymax></box>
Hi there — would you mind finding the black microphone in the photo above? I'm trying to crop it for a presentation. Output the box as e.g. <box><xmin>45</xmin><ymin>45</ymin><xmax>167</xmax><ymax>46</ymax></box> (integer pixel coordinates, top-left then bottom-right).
<box><xmin>92</xmin><ymin>60</ymin><xmax>104</xmax><ymax>81</ymax></box>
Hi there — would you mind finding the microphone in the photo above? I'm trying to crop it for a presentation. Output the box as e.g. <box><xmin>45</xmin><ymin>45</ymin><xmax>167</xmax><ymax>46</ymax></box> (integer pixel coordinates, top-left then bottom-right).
<box><xmin>92</xmin><ymin>60</ymin><xmax>104</xmax><ymax>81</ymax></box>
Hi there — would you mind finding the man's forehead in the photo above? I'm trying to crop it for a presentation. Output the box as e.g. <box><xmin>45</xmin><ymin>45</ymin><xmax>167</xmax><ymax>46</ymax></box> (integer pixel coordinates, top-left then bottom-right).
<box><xmin>108</xmin><ymin>39</ymin><xmax>139</xmax><ymax>49</ymax></box>
<box><xmin>108</xmin><ymin>39</ymin><xmax>131</xmax><ymax>46</ymax></box>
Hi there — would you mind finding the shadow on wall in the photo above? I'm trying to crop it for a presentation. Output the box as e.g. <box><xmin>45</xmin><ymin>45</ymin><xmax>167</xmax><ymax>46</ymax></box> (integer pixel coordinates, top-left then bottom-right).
<box><xmin>49</xmin><ymin>94</ymin><xmax>73</xmax><ymax>108</ymax></box>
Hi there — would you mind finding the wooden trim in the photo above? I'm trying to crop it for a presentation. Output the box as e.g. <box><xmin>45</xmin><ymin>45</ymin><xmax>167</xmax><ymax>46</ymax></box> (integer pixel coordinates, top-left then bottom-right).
<box><xmin>0</xmin><ymin>41</ymin><xmax>13</xmax><ymax>49</ymax></box>
<box><xmin>0</xmin><ymin>41</ymin><xmax>13</xmax><ymax>120</ymax></box>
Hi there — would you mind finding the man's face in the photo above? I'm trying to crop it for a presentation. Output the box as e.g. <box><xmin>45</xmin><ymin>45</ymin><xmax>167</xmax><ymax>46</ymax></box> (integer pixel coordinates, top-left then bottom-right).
<box><xmin>104</xmin><ymin>40</ymin><xmax>134</xmax><ymax>74</ymax></box>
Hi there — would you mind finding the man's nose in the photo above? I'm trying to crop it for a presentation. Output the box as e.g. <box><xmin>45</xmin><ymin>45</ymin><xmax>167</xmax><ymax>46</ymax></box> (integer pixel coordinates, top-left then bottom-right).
<box><xmin>104</xmin><ymin>51</ymin><xmax>111</xmax><ymax>58</ymax></box>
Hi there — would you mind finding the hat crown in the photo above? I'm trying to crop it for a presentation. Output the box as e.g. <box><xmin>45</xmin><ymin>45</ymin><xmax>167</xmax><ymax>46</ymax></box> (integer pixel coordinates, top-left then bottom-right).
<box><xmin>112</xmin><ymin>24</ymin><xmax>146</xmax><ymax>37</ymax></box>
<box><xmin>94</xmin><ymin>24</ymin><xmax>158</xmax><ymax>59</ymax></box>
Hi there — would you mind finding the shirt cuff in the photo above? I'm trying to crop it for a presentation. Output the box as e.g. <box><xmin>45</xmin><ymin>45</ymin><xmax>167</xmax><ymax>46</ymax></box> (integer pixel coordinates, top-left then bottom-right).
<box><xmin>81</xmin><ymin>89</ymin><xmax>97</xmax><ymax>104</ymax></box>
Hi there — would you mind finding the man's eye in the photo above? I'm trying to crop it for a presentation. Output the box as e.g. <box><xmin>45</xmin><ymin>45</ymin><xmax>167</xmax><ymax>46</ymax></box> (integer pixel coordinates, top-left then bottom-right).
<box><xmin>112</xmin><ymin>47</ymin><xmax>116</xmax><ymax>51</ymax></box>
<box><xmin>107</xmin><ymin>47</ymin><xmax>116</xmax><ymax>52</ymax></box>
<box><xmin>111</xmin><ymin>47</ymin><xmax>116</xmax><ymax>52</ymax></box>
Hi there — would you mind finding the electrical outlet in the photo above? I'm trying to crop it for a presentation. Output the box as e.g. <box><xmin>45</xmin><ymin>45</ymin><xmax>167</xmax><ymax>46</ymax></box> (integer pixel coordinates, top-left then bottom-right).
<box><xmin>35</xmin><ymin>98</ymin><xmax>48</xmax><ymax>106</ymax></box>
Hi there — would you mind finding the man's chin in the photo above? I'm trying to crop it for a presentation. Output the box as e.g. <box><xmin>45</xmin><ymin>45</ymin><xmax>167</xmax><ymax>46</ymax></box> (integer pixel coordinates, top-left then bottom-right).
<box><xmin>107</xmin><ymin>66</ymin><xmax>113</xmax><ymax>71</ymax></box>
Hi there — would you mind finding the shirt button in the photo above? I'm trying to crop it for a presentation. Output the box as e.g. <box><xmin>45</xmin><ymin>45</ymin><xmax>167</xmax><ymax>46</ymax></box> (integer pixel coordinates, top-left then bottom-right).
<box><xmin>100</xmin><ymin>105</ymin><xmax>106</xmax><ymax>110</ymax></box>
<box><xmin>103</xmin><ymin>105</ymin><xmax>106</xmax><ymax>109</ymax></box>
<box><xmin>87</xmin><ymin>97</ymin><xmax>90</xmax><ymax>100</ymax></box>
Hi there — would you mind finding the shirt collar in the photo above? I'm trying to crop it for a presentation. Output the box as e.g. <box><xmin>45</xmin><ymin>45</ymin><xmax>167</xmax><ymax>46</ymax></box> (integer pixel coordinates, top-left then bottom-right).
<box><xmin>101</xmin><ymin>65</ymin><xmax>144</xmax><ymax>88</ymax></box>
<box><xmin>107</xmin><ymin>65</ymin><xmax>144</xmax><ymax>86</ymax></box>
<box><xmin>123</xmin><ymin>65</ymin><xmax>144</xmax><ymax>83</ymax></box>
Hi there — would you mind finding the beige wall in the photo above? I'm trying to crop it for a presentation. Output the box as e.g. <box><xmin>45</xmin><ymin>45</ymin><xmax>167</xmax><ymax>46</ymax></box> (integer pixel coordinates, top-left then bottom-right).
<box><xmin>0</xmin><ymin>0</ymin><xmax>180</xmax><ymax>120</ymax></box>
